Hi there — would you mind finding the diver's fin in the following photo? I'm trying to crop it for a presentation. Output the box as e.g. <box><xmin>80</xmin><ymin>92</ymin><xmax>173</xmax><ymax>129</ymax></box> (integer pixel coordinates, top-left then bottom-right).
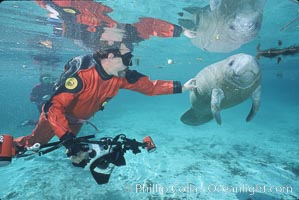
<box><xmin>180</xmin><ymin>108</ymin><xmax>213</xmax><ymax>126</ymax></box>
<box><xmin>211</xmin><ymin>88</ymin><xmax>225</xmax><ymax>125</ymax></box>
<box><xmin>178</xmin><ymin>19</ymin><xmax>196</xmax><ymax>30</ymax></box>
<box><xmin>246</xmin><ymin>85</ymin><xmax>261</xmax><ymax>122</ymax></box>
<box><xmin>210</xmin><ymin>0</ymin><xmax>222</xmax><ymax>11</ymax></box>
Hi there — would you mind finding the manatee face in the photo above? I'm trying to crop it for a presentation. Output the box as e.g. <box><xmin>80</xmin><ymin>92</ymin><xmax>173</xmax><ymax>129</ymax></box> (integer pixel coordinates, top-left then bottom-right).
<box><xmin>179</xmin><ymin>0</ymin><xmax>266</xmax><ymax>52</ymax></box>
<box><xmin>226</xmin><ymin>7</ymin><xmax>263</xmax><ymax>42</ymax></box>
<box><xmin>225</xmin><ymin>54</ymin><xmax>261</xmax><ymax>89</ymax></box>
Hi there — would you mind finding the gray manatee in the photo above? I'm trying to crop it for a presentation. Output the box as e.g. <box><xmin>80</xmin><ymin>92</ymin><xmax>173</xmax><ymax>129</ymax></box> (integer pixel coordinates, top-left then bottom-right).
<box><xmin>181</xmin><ymin>53</ymin><xmax>262</xmax><ymax>126</ymax></box>
<box><xmin>179</xmin><ymin>0</ymin><xmax>266</xmax><ymax>53</ymax></box>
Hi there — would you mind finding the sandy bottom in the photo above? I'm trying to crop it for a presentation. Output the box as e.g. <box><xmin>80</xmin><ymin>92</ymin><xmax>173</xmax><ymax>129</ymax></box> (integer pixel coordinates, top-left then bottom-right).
<box><xmin>0</xmin><ymin>95</ymin><xmax>298</xmax><ymax>200</ymax></box>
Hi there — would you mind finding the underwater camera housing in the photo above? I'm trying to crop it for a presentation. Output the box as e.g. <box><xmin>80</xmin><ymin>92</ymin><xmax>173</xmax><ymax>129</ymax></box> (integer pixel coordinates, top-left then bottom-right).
<box><xmin>73</xmin><ymin>134</ymin><xmax>156</xmax><ymax>185</ymax></box>
<box><xmin>0</xmin><ymin>133</ymin><xmax>156</xmax><ymax>185</ymax></box>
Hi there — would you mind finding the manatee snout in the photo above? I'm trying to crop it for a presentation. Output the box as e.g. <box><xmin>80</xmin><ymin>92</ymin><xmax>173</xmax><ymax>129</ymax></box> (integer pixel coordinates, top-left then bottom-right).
<box><xmin>234</xmin><ymin>11</ymin><xmax>261</xmax><ymax>31</ymax></box>
<box><xmin>226</xmin><ymin>54</ymin><xmax>260</xmax><ymax>88</ymax></box>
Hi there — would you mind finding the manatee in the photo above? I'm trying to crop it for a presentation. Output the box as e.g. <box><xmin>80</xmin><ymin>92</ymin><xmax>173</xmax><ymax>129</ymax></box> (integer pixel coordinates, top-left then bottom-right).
<box><xmin>179</xmin><ymin>0</ymin><xmax>266</xmax><ymax>52</ymax></box>
<box><xmin>181</xmin><ymin>53</ymin><xmax>261</xmax><ymax>126</ymax></box>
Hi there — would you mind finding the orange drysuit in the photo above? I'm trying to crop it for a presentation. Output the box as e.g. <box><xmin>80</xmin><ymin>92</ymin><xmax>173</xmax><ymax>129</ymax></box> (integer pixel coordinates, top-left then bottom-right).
<box><xmin>14</xmin><ymin>54</ymin><xmax>182</xmax><ymax>149</ymax></box>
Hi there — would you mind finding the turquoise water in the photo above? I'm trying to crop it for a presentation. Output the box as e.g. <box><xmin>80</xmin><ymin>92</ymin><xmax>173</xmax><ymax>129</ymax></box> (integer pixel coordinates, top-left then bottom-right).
<box><xmin>0</xmin><ymin>0</ymin><xmax>298</xmax><ymax>199</ymax></box>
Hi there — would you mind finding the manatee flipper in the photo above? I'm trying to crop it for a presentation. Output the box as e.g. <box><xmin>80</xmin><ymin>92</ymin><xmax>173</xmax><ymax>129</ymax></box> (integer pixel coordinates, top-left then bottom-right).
<box><xmin>180</xmin><ymin>108</ymin><xmax>213</xmax><ymax>126</ymax></box>
<box><xmin>178</xmin><ymin>19</ymin><xmax>196</xmax><ymax>30</ymax></box>
<box><xmin>179</xmin><ymin>6</ymin><xmax>205</xmax><ymax>29</ymax></box>
<box><xmin>183</xmin><ymin>6</ymin><xmax>203</xmax><ymax>14</ymax></box>
<box><xmin>211</xmin><ymin>88</ymin><xmax>225</xmax><ymax>125</ymax></box>
<box><xmin>246</xmin><ymin>85</ymin><xmax>261</xmax><ymax>122</ymax></box>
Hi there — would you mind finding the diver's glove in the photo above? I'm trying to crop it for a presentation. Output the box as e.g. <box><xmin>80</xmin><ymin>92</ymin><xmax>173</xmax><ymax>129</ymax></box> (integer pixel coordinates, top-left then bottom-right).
<box><xmin>60</xmin><ymin>132</ymin><xmax>82</xmax><ymax>157</ymax></box>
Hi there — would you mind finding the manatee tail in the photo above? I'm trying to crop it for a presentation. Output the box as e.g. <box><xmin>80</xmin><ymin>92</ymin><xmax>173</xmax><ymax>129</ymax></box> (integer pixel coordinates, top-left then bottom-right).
<box><xmin>180</xmin><ymin>108</ymin><xmax>213</xmax><ymax>126</ymax></box>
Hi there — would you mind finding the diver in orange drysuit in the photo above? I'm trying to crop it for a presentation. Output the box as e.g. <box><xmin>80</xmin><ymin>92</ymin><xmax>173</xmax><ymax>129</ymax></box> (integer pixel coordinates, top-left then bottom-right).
<box><xmin>11</xmin><ymin>44</ymin><xmax>195</xmax><ymax>158</ymax></box>
<box><xmin>35</xmin><ymin>0</ymin><xmax>194</xmax><ymax>51</ymax></box>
